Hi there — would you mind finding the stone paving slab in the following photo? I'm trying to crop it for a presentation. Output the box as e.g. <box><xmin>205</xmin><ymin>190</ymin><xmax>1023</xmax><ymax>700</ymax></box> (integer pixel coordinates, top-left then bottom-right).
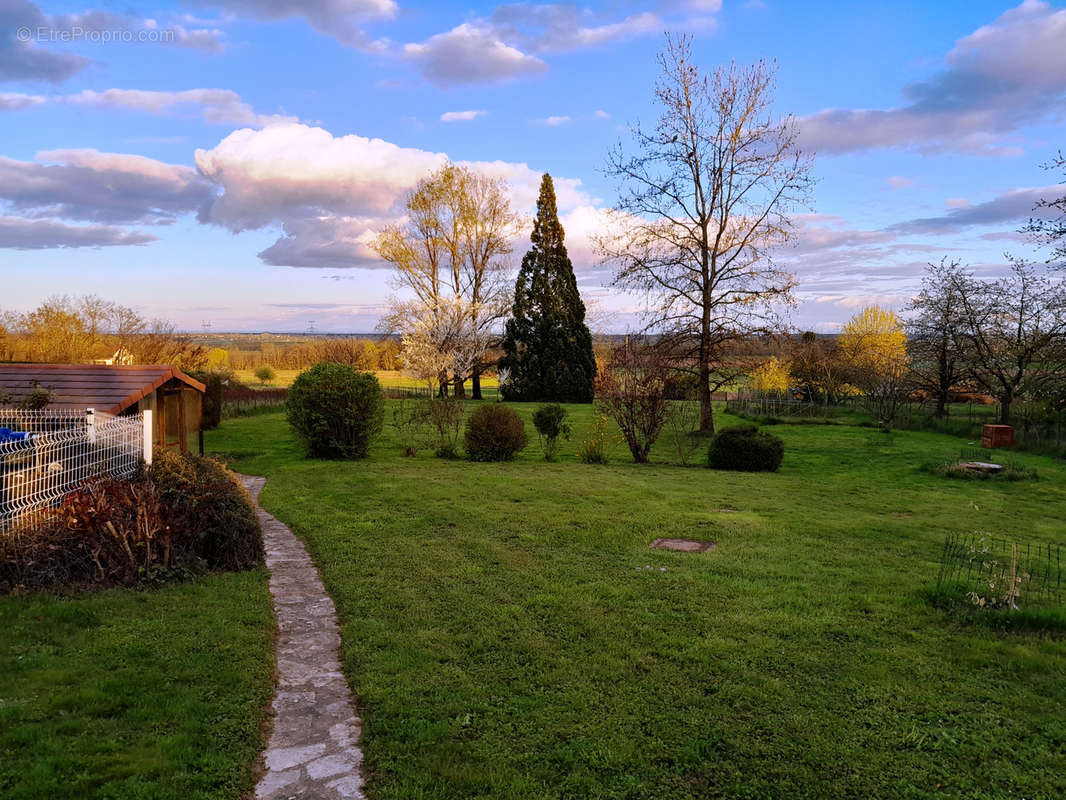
<box><xmin>242</xmin><ymin>475</ymin><xmax>366</xmax><ymax>800</ymax></box>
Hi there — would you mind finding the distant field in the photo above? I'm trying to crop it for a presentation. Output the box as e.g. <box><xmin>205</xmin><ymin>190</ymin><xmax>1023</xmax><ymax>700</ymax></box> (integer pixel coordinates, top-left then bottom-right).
<box><xmin>234</xmin><ymin>369</ymin><xmax>500</xmax><ymax>392</ymax></box>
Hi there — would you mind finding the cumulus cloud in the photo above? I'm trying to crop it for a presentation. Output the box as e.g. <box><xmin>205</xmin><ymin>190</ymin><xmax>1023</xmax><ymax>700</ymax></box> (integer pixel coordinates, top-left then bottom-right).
<box><xmin>402</xmin><ymin>1</ymin><xmax>721</xmax><ymax>86</ymax></box>
<box><xmin>0</xmin><ymin>149</ymin><xmax>215</xmax><ymax>225</ymax></box>
<box><xmin>440</xmin><ymin>109</ymin><xmax>488</xmax><ymax>122</ymax></box>
<box><xmin>193</xmin><ymin>122</ymin><xmax>597</xmax><ymax>269</ymax></box>
<box><xmin>66</xmin><ymin>88</ymin><xmax>295</xmax><ymax>126</ymax></box>
<box><xmin>403</xmin><ymin>23</ymin><xmax>547</xmax><ymax>87</ymax></box>
<box><xmin>257</xmin><ymin>216</ymin><xmax>391</xmax><ymax>269</ymax></box>
<box><xmin>799</xmin><ymin>1</ymin><xmax>1066</xmax><ymax>155</ymax></box>
<box><xmin>543</xmin><ymin>115</ymin><xmax>570</xmax><ymax>125</ymax></box>
<box><xmin>195</xmin><ymin>124</ymin><xmax>449</xmax><ymax>230</ymax></box>
<box><xmin>0</xmin><ymin>217</ymin><xmax>157</xmax><ymax>248</ymax></box>
<box><xmin>188</xmin><ymin>0</ymin><xmax>396</xmax><ymax>48</ymax></box>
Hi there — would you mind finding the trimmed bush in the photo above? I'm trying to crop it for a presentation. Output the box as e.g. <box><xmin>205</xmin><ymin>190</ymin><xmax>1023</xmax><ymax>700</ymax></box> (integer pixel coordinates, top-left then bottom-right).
<box><xmin>286</xmin><ymin>363</ymin><xmax>384</xmax><ymax>459</ymax></box>
<box><xmin>707</xmin><ymin>424</ymin><xmax>784</xmax><ymax>472</ymax></box>
<box><xmin>465</xmin><ymin>405</ymin><xmax>528</xmax><ymax>462</ymax></box>
<box><xmin>150</xmin><ymin>449</ymin><xmax>264</xmax><ymax>571</ymax></box>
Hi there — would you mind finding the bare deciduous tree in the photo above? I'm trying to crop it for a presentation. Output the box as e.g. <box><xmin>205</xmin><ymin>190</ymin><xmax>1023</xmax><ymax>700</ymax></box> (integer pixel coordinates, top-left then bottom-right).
<box><xmin>1025</xmin><ymin>151</ymin><xmax>1066</xmax><ymax>266</ymax></box>
<box><xmin>905</xmin><ymin>259</ymin><xmax>969</xmax><ymax>417</ymax></box>
<box><xmin>600</xmin><ymin>34</ymin><xmax>813</xmax><ymax>432</ymax></box>
<box><xmin>950</xmin><ymin>259</ymin><xmax>1066</xmax><ymax>423</ymax></box>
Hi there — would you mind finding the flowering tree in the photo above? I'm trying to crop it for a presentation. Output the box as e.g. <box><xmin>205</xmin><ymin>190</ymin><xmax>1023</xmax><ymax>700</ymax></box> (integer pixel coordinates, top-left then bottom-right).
<box><xmin>397</xmin><ymin>297</ymin><xmax>494</xmax><ymax>395</ymax></box>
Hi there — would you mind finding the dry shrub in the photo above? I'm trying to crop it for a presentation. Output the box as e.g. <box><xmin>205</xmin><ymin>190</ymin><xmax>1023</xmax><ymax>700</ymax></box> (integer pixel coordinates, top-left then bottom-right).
<box><xmin>595</xmin><ymin>341</ymin><xmax>671</xmax><ymax>463</ymax></box>
<box><xmin>1</xmin><ymin>451</ymin><xmax>262</xmax><ymax>594</ymax></box>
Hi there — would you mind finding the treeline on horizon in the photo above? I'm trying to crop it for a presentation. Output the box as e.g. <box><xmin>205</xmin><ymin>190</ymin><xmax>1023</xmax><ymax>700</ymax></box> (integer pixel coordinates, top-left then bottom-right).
<box><xmin>2</xmin><ymin>297</ymin><xmax>799</xmax><ymax>374</ymax></box>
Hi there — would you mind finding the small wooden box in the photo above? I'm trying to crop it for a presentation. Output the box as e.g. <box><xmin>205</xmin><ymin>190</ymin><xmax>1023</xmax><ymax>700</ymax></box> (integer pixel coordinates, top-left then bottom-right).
<box><xmin>981</xmin><ymin>424</ymin><xmax>1014</xmax><ymax>448</ymax></box>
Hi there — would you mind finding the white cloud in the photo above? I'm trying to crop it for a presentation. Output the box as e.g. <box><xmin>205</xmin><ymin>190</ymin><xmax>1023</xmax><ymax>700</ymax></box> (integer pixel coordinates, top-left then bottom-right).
<box><xmin>440</xmin><ymin>109</ymin><xmax>488</xmax><ymax>122</ymax></box>
<box><xmin>886</xmin><ymin>176</ymin><xmax>915</xmax><ymax>189</ymax></box>
<box><xmin>403</xmin><ymin>23</ymin><xmax>547</xmax><ymax>87</ymax></box>
<box><xmin>0</xmin><ymin>149</ymin><xmax>214</xmax><ymax>224</ymax></box>
<box><xmin>544</xmin><ymin>115</ymin><xmax>571</xmax><ymax>126</ymax></box>
<box><xmin>799</xmin><ymin>1</ymin><xmax>1066</xmax><ymax>156</ymax></box>
<box><xmin>403</xmin><ymin>1</ymin><xmax>722</xmax><ymax>86</ymax></box>
<box><xmin>187</xmin><ymin>0</ymin><xmax>396</xmax><ymax>47</ymax></box>
<box><xmin>65</xmin><ymin>88</ymin><xmax>294</xmax><ymax>127</ymax></box>
<box><xmin>193</xmin><ymin>122</ymin><xmax>597</xmax><ymax>269</ymax></box>
<box><xmin>594</xmin><ymin>109</ymin><xmax>610</xmax><ymax>119</ymax></box>
<box><xmin>489</xmin><ymin>5</ymin><xmax>664</xmax><ymax>54</ymax></box>
<box><xmin>0</xmin><ymin>92</ymin><xmax>46</xmax><ymax>110</ymax></box>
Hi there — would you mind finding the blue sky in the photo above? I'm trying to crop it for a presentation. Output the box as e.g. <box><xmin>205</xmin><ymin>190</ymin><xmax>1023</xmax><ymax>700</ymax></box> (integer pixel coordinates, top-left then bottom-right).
<box><xmin>2</xmin><ymin>0</ymin><xmax>1065</xmax><ymax>332</ymax></box>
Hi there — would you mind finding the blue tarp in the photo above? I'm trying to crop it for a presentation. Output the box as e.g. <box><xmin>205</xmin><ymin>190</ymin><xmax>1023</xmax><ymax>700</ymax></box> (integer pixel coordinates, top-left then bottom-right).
<box><xmin>0</xmin><ymin>428</ymin><xmax>31</xmax><ymax>443</ymax></box>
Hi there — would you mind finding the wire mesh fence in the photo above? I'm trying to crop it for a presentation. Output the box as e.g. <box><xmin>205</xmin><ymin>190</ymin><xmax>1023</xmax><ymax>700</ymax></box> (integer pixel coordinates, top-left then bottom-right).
<box><xmin>936</xmin><ymin>532</ymin><xmax>1064</xmax><ymax>610</ymax></box>
<box><xmin>725</xmin><ymin>391</ymin><xmax>855</xmax><ymax>419</ymax></box>
<box><xmin>0</xmin><ymin>410</ymin><xmax>149</xmax><ymax>533</ymax></box>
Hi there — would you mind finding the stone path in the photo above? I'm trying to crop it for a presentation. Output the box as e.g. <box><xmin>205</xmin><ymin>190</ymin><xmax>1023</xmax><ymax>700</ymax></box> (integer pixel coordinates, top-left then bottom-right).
<box><xmin>242</xmin><ymin>476</ymin><xmax>366</xmax><ymax>800</ymax></box>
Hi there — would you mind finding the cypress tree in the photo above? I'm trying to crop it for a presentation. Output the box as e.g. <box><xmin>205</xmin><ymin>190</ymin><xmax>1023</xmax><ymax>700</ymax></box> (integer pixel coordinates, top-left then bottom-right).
<box><xmin>500</xmin><ymin>173</ymin><xmax>597</xmax><ymax>402</ymax></box>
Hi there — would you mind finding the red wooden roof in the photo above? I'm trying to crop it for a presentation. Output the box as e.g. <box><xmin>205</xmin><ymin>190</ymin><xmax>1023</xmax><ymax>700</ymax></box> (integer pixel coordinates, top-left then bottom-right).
<box><xmin>0</xmin><ymin>364</ymin><xmax>205</xmax><ymax>415</ymax></box>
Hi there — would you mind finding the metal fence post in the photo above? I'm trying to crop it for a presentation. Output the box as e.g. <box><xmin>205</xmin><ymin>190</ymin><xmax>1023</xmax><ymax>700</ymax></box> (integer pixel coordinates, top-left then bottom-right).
<box><xmin>142</xmin><ymin>409</ymin><xmax>153</xmax><ymax>465</ymax></box>
<box><xmin>85</xmin><ymin>407</ymin><xmax>96</xmax><ymax>445</ymax></box>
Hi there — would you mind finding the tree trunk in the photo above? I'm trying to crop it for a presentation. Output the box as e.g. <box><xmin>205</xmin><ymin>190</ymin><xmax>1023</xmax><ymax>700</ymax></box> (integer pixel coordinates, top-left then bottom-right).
<box><xmin>471</xmin><ymin>367</ymin><xmax>482</xmax><ymax>400</ymax></box>
<box><xmin>453</xmin><ymin>376</ymin><xmax>466</xmax><ymax>398</ymax></box>
<box><xmin>698</xmin><ymin>363</ymin><xmax>714</xmax><ymax>433</ymax></box>
<box><xmin>1000</xmin><ymin>396</ymin><xmax>1012</xmax><ymax>424</ymax></box>
<box><xmin>935</xmin><ymin>395</ymin><xmax>947</xmax><ymax>418</ymax></box>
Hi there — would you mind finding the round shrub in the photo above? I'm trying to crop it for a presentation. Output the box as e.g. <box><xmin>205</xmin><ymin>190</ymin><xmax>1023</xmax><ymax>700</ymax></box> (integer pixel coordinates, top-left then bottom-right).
<box><xmin>286</xmin><ymin>363</ymin><xmax>384</xmax><ymax>459</ymax></box>
<box><xmin>464</xmin><ymin>404</ymin><xmax>528</xmax><ymax>462</ymax></box>
<box><xmin>150</xmin><ymin>449</ymin><xmax>264</xmax><ymax>571</ymax></box>
<box><xmin>707</xmin><ymin>424</ymin><xmax>784</xmax><ymax>472</ymax></box>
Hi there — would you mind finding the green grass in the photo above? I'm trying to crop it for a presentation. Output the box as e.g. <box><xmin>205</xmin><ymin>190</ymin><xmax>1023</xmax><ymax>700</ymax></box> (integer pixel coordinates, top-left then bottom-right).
<box><xmin>208</xmin><ymin>404</ymin><xmax>1066</xmax><ymax>799</ymax></box>
<box><xmin>0</xmin><ymin>570</ymin><xmax>275</xmax><ymax>800</ymax></box>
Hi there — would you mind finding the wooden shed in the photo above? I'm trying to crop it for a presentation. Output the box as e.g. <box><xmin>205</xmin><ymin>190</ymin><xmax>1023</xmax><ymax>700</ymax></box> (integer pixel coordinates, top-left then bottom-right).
<box><xmin>0</xmin><ymin>364</ymin><xmax>205</xmax><ymax>451</ymax></box>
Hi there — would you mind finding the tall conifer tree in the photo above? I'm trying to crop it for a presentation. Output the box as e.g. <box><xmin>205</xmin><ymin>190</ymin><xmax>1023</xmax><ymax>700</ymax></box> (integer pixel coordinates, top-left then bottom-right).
<box><xmin>500</xmin><ymin>174</ymin><xmax>597</xmax><ymax>402</ymax></box>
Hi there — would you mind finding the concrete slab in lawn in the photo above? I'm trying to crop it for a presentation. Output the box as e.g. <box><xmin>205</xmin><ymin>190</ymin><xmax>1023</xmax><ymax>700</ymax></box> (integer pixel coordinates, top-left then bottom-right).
<box><xmin>650</xmin><ymin>538</ymin><xmax>717</xmax><ymax>553</ymax></box>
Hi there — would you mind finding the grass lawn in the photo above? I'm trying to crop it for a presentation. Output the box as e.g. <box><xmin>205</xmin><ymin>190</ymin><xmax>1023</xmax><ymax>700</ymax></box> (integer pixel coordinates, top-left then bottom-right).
<box><xmin>0</xmin><ymin>569</ymin><xmax>275</xmax><ymax>800</ymax></box>
<box><xmin>209</xmin><ymin>404</ymin><xmax>1066</xmax><ymax>799</ymax></box>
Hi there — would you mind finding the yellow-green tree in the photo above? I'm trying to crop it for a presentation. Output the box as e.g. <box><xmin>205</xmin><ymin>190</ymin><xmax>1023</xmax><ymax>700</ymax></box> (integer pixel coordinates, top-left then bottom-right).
<box><xmin>751</xmin><ymin>356</ymin><xmax>790</xmax><ymax>392</ymax></box>
<box><xmin>838</xmin><ymin>306</ymin><xmax>907</xmax><ymax>375</ymax></box>
<box><xmin>206</xmin><ymin>348</ymin><xmax>229</xmax><ymax>369</ymax></box>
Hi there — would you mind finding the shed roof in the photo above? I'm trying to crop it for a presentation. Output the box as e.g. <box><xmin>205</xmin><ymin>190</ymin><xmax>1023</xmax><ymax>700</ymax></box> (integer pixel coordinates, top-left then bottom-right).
<box><xmin>0</xmin><ymin>364</ymin><xmax>205</xmax><ymax>415</ymax></box>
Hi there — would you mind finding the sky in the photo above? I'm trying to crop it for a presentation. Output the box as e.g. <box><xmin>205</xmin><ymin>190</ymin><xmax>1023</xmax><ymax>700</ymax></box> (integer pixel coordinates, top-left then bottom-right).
<box><xmin>2</xmin><ymin>0</ymin><xmax>1065</xmax><ymax>333</ymax></box>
